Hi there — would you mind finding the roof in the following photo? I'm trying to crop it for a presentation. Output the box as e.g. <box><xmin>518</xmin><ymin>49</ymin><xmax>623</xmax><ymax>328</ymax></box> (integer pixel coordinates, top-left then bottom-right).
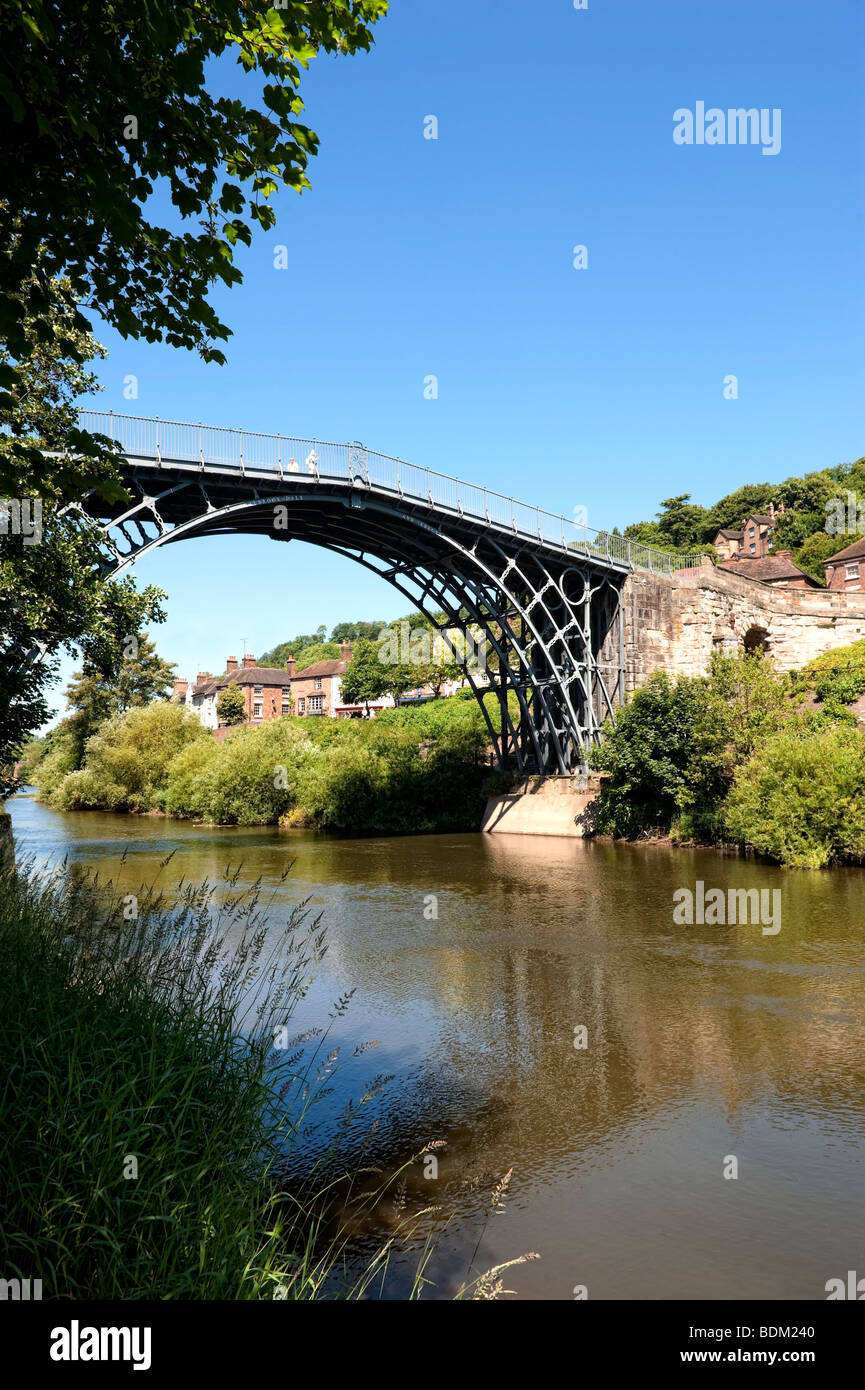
<box><xmin>715</xmin><ymin>528</ymin><xmax>743</xmax><ymax>539</ymax></box>
<box><xmin>292</xmin><ymin>658</ymin><xmax>350</xmax><ymax>680</ymax></box>
<box><xmin>742</xmin><ymin>513</ymin><xmax>775</xmax><ymax>526</ymax></box>
<box><xmin>719</xmin><ymin>554</ymin><xmax>820</xmax><ymax>586</ymax></box>
<box><xmin>824</xmin><ymin>536</ymin><xmax>865</xmax><ymax>565</ymax></box>
<box><xmin>192</xmin><ymin>667</ymin><xmax>291</xmax><ymax>696</ymax></box>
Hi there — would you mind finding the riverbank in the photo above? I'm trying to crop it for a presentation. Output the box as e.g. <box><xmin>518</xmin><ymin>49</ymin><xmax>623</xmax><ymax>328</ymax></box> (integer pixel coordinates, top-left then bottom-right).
<box><xmin>0</xmin><ymin>858</ymin><xmax>426</xmax><ymax>1299</ymax></box>
<box><xmin>22</xmin><ymin>693</ymin><xmax>498</xmax><ymax>835</ymax></box>
<box><xmin>589</xmin><ymin>648</ymin><xmax>865</xmax><ymax>867</ymax></box>
<box><xmin>5</xmin><ymin>792</ymin><xmax>864</xmax><ymax>1299</ymax></box>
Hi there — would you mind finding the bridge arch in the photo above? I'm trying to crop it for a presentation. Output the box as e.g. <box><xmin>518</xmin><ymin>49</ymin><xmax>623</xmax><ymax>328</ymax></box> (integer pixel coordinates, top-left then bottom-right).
<box><xmin>73</xmin><ymin>411</ymin><xmax>697</xmax><ymax>775</ymax></box>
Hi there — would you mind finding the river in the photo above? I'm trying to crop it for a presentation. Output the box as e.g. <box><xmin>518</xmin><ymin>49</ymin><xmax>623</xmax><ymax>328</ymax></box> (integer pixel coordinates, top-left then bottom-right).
<box><xmin>7</xmin><ymin>789</ymin><xmax>865</xmax><ymax>1301</ymax></box>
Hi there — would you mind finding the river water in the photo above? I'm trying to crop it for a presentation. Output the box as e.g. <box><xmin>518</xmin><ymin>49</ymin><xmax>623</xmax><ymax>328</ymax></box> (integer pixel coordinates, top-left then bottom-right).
<box><xmin>7</xmin><ymin>790</ymin><xmax>865</xmax><ymax>1301</ymax></box>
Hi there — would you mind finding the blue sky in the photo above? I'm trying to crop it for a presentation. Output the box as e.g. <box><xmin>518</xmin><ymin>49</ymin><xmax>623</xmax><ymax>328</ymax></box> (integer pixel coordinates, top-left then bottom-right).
<box><xmin>51</xmin><ymin>0</ymin><xmax>865</xmax><ymax>713</ymax></box>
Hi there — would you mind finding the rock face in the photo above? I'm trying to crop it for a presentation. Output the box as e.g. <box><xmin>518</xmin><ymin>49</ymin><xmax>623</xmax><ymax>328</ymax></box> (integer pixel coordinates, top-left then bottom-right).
<box><xmin>623</xmin><ymin>559</ymin><xmax>865</xmax><ymax>689</ymax></box>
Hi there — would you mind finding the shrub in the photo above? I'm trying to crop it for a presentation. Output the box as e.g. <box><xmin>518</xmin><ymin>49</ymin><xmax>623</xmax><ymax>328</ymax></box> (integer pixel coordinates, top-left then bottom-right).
<box><xmin>724</xmin><ymin>722</ymin><xmax>865</xmax><ymax>867</ymax></box>
<box><xmin>590</xmin><ymin>654</ymin><xmax>793</xmax><ymax>839</ymax></box>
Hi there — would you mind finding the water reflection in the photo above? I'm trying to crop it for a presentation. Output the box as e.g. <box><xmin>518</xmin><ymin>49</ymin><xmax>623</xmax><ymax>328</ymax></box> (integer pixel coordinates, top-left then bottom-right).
<box><xmin>8</xmin><ymin>791</ymin><xmax>865</xmax><ymax>1299</ymax></box>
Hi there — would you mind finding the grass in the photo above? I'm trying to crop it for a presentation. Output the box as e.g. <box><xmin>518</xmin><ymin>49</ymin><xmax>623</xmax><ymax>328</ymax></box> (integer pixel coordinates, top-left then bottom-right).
<box><xmin>0</xmin><ymin>855</ymin><xmax>534</xmax><ymax>1299</ymax></box>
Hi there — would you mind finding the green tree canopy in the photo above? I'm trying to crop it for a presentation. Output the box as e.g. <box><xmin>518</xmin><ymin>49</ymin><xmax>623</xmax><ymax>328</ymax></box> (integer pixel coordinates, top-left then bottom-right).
<box><xmin>217</xmin><ymin>684</ymin><xmax>247</xmax><ymax>726</ymax></box>
<box><xmin>0</xmin><ymin>1</ymin><xmax>388</xmax><ymax>379</ymax></box>
<box><xmin>340</xmin><ymin>639</ymin><xmax>388</xmax><ymax>711</ymax></box>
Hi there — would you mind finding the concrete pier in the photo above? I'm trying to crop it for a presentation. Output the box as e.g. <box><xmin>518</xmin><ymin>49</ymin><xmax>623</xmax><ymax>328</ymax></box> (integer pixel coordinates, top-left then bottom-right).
<box><xmin>481</xmin><ymin>775</ymin><xmax>602</xmax><ymax>838</ymax></box>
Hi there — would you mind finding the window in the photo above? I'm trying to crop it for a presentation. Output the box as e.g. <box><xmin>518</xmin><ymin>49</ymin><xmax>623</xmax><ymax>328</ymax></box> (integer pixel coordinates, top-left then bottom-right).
<box><xmin>309</xmin><ymin>695</ymin><xmax>324</xmax><ymax>712</ymax></box>
<box><xmin>314</xmin><ymin>676</ymin><xmax>322</xmax><ymax>690</ymax></box>
<box><xmin>282</xmin><ymin>687</ymin><xmax>290</xmax><ymax>697</ymax></box>
<box><xmin>297</xmin><ymin>698</ymin><xmax>305</xmax><ymax>714</ymax></box>
<box><xmin>254</xmin><ymin>685</ymin><xmax>263</xmax><ymax>696</ymax></box>
<box><xmin>253</xmin><ymin>703</ymin><xmax>262</xmax><ymax>718</ymax></box>
<box><xmin>749</xmin><ymin>527</ymin><xmax>755</xmax><ymax>537</ymax></box>
<box><xmin>281</xmin><ymin>702</ymin><xmax>291</xmax><ymax>716</ymax></box>
<box><xmin>749</xmin><ymin>544</ymin><xmax>756</xmax><ymax>554</ymax></box>
<box><xmin>846</xmin><ymin>563</ymin><xmax>860</xmax><ymax>580</ymax></box>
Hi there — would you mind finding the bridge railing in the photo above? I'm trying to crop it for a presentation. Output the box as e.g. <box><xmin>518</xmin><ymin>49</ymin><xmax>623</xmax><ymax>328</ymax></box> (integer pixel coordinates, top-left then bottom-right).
<box><xmin>77</xmin><ymin>410</ymin><xmax>704</xmax><ymax>576</ymax></box>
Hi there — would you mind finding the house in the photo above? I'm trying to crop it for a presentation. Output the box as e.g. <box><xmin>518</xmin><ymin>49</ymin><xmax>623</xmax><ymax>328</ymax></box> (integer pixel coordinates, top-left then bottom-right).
<box><xmin>823</xmin><ymin>537</ymin><xmax>865</xmax><ymax>592</ymax></box>
<box><xmin>713</xmin><ymin>528</ymin><xmax>744</xmax><ymax>561</ymax></box>
<box><xmin>289</xmin><ymin>641</ymin><xmax>396</xmax><ymax>719</ymax></box>
<box><xmin>713</xmin><ymin>503</ymin><xmax>785</xmax><ymax>562</ymax></box>
<box><xmin>719</xmin><ymin>550</ymin><xmax>820</xmax><ymax>589</ymax></box>
<box><xmin>174</xmin><ymin>654</ymin><xmax>293</xmax><ymax>729</ymax></box>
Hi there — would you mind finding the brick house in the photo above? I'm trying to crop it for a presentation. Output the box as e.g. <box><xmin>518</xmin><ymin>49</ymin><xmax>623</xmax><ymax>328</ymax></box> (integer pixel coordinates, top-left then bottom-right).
<box><xmin>719</xmin><ymin>551</ymin><xmax>820</xmax><ymax>590</ymax></box>
<box><xmin>823</xmin><ymin>537</ymin><xmax>865</xmax><ymax>592</ymax></box>
<box><xmin>713</xmin><ymin>503</ymin><xmax>785</xmax><ymax>562</ymax></box>
<box><xmin>289</xmin><ymin>641</ymin><xmax>395</xmax><ymax>719</ymax></box>
<box><xmin>175</xmin><ymin>654</ymin><xmax>293</xmax><ymax>729</ymax></box>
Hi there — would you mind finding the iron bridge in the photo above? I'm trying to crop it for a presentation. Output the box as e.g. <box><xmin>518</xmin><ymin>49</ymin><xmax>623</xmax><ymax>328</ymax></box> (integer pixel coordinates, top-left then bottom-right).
<box><xmin>75</xmin><ymin>411</ymin><xmax>700</xmax><ymax>777</ymax></box>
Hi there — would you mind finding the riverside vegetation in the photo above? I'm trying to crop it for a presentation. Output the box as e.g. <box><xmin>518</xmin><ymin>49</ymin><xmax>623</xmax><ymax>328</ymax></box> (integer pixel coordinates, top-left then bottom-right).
<box><xmin>19</xmin><ymin>645</ymin><xmax>865</xmax><ymax>866</ymax></box>
<box><xmin>0</xmin><ymin>857</ymin><xmax>532</xmax><ymax>1299</ymax></box>
<box><xmin>22</xmin><ymin>691</ymin><xmax>498</xmax><ymax>835</ymax></box>
<box><xmin>590</xmin><ymin>646</ymin><xmax>865</xmax><ymax>868</ymax></box>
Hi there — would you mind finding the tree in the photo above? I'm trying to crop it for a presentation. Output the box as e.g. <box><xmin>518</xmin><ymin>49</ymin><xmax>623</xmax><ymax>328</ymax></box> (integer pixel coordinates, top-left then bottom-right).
<box><xmin>59</xmin><ymin>633</ymin><xmax>176</xmax><ymax>766</ymax></box>
<box><xmin>0</xmin><ymin>2</ymin><xmax>388</xmax><ymax>397</ymax></box>
<box><xmin>703</xmin><ymin>483</ymin><xmax>777</xmax><ymax>538</ymax></box>
<box><xmin>330</xmin><ymin>620</ymin><xmax>388</xmax><ymax>643</ymax></box>
<box><xmin>217</xmin><ymin>683</ymin><xmax>247</xmax><ymax>726</ymax></box>
<box><xmin>0</xmin><ymin>285</ymin><xmax>165</xmax><ymax>797</ymax></box>
<box><xmin>340</xmin><ymin>640</ymin><xmax>388</xmax><ymax>714</ymax></box>
<box><xmin>794</xmin><ymin>530</ymin><xmax>837</xmax><ymax>583</ymax></box>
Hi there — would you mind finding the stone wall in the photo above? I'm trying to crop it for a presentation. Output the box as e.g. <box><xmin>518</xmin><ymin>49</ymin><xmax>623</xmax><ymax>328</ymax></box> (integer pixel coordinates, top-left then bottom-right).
<box><xmin>624</xmin><ymin>558</ymin><xmax>865</xmax><ymax>689</ymax></box>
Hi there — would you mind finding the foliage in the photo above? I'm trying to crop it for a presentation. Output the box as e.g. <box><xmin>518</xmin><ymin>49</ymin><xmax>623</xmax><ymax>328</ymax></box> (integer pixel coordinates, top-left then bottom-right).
<box><xmin>42</xmin><ymin>701</ymin><xmax>208</xmax><ymax>812</ymax></box>
<box><xmin>623</xmin><ymin>455</ymin><xmax>865</xmax><ymax>579</ymax></box>
<box><xmin>37</xmin><ymin>694</ymin><xmax>493</xmax><ymax>833</ymax></box>
<box><xmin>793</xmin><ymin>529</ymin><xmax>840</xmax><ymax>582</ymax></box>
<box><xmin>590</xmin><ymin>649</ymin><xmax>865</xmax><ymax>865</ymax></box>
<box><xmin>340</xmin><ymin>639</ymin><xmax>389</xmax><ymax>709</ymax></box>
<box><xmin>58</xmin><ymin>633</ymin><xmax>176</xmax><ymax>767</ymax></box>
<box><xmin>0</xmin><ymin>279</ymin><xmax>165</xmax><ymax>797</ymax></box>
<box><xmin>724</xmin><ymin>723</ymin><xmax>865</xmax><ymax>868</ymax></box>
<box><xmin>0</xmin><ymin>1</ymin><xmax>389</xmax><ymax>380</ymax></box>
<box><xmin>217</xmin><ymin>683</ymin><xmax>247</xmax><ymax>725</ymax></box>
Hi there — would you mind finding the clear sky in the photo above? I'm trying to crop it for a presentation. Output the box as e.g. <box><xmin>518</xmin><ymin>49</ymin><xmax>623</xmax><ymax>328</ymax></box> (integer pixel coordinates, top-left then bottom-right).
<box><xmin>49</xmin><ymin>0</ymin><xmax>865</xmax><ymax>715</ymax></box>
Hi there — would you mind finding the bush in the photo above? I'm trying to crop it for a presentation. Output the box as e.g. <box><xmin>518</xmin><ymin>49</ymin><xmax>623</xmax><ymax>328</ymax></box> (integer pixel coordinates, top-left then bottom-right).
<box><xmin>590</xmin><ymin>654</ymin><xmax>794</xmax><ymax>839</ymax></box>
<box><xmin>44</xmin><ymin>702</ymin><xmax>209</xmax><ymax>813</ymax></box>
<box><xmin>724</xmin><ymin>722</ymin><xmax>865</xmax><ymax>867</ymax></box>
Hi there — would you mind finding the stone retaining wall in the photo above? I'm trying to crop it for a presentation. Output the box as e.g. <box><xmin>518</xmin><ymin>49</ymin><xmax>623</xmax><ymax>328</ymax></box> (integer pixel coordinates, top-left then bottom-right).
<box><xmin>623</xmin><ymin>559</ymin><xmax>865</xmax><ymax>689</ymax></box>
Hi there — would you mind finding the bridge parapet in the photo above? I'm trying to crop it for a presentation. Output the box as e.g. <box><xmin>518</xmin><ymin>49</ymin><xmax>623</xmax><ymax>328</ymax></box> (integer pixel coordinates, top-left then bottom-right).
<box><xmin>77</xmin><ymin>410</ymin><xmax>702</xmax><ymax>578</ymax></box>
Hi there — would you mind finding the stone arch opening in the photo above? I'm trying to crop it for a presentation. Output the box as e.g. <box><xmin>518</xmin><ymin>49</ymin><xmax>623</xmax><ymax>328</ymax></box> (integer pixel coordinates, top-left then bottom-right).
<box><xmin>742</xmin><ymin>625</ymin><xmax>770</xmax><ymax>655</ymax></box>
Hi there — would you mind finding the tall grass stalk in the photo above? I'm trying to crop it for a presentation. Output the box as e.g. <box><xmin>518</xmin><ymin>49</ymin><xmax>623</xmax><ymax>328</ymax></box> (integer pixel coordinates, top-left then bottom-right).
<box><xmin>0</xmin><ymin>857</ymin><xmax>444</xmax><ymax>1299</ymax></box>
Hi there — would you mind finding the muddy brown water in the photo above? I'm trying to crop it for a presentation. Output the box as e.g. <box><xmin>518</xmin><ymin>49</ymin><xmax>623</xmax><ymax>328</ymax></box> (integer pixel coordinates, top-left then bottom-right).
<box><xmin>8</xmin><ymin>790</ymin><xmax>864</xmax><ymax>1300</ymax></box>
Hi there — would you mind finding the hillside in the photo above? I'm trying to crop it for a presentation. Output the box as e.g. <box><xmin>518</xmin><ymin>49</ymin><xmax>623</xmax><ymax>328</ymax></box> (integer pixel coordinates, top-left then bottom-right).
<box><xmin>622</xmin><ymin>454</ymin><xmax>865</xmax><ymax>581</ymax></box>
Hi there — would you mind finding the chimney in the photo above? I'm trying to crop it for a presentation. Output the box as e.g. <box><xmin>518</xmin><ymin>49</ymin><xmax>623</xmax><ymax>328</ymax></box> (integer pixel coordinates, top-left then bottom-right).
<box><xmin>172</xmin><ymin>678</ymin><xmax>188</xmax><ymax>700</ymax></box>
<box><xmin>226</xmin><ymin>655</ymin><xmax>238</xmax><ymax>673</ymax></box>
<box><xmin>196</xmin><ymin>671</ymin><xmax>212</xmax><ymax>685</ymax></box>
<box><xmin>340</xmin><ymin>641</ymin><xmax>353</xmax><ymax>663</ymax></box>
<box><xmin>285</xmin><ymin>655</ymin><xmax>296</xmax><ymax>678</ymax></box>
<box><xmin>242</xmin><ymin>653</ymin><xmax>256</xmax><ymax>668</ymax></box>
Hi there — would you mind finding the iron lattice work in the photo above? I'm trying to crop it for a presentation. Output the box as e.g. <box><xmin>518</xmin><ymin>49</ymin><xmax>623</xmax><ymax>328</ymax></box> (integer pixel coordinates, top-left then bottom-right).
<box><xmin>74</xmin><ymin>412</ymin><xmax>700</xmax><ymax>775</ymax></box>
